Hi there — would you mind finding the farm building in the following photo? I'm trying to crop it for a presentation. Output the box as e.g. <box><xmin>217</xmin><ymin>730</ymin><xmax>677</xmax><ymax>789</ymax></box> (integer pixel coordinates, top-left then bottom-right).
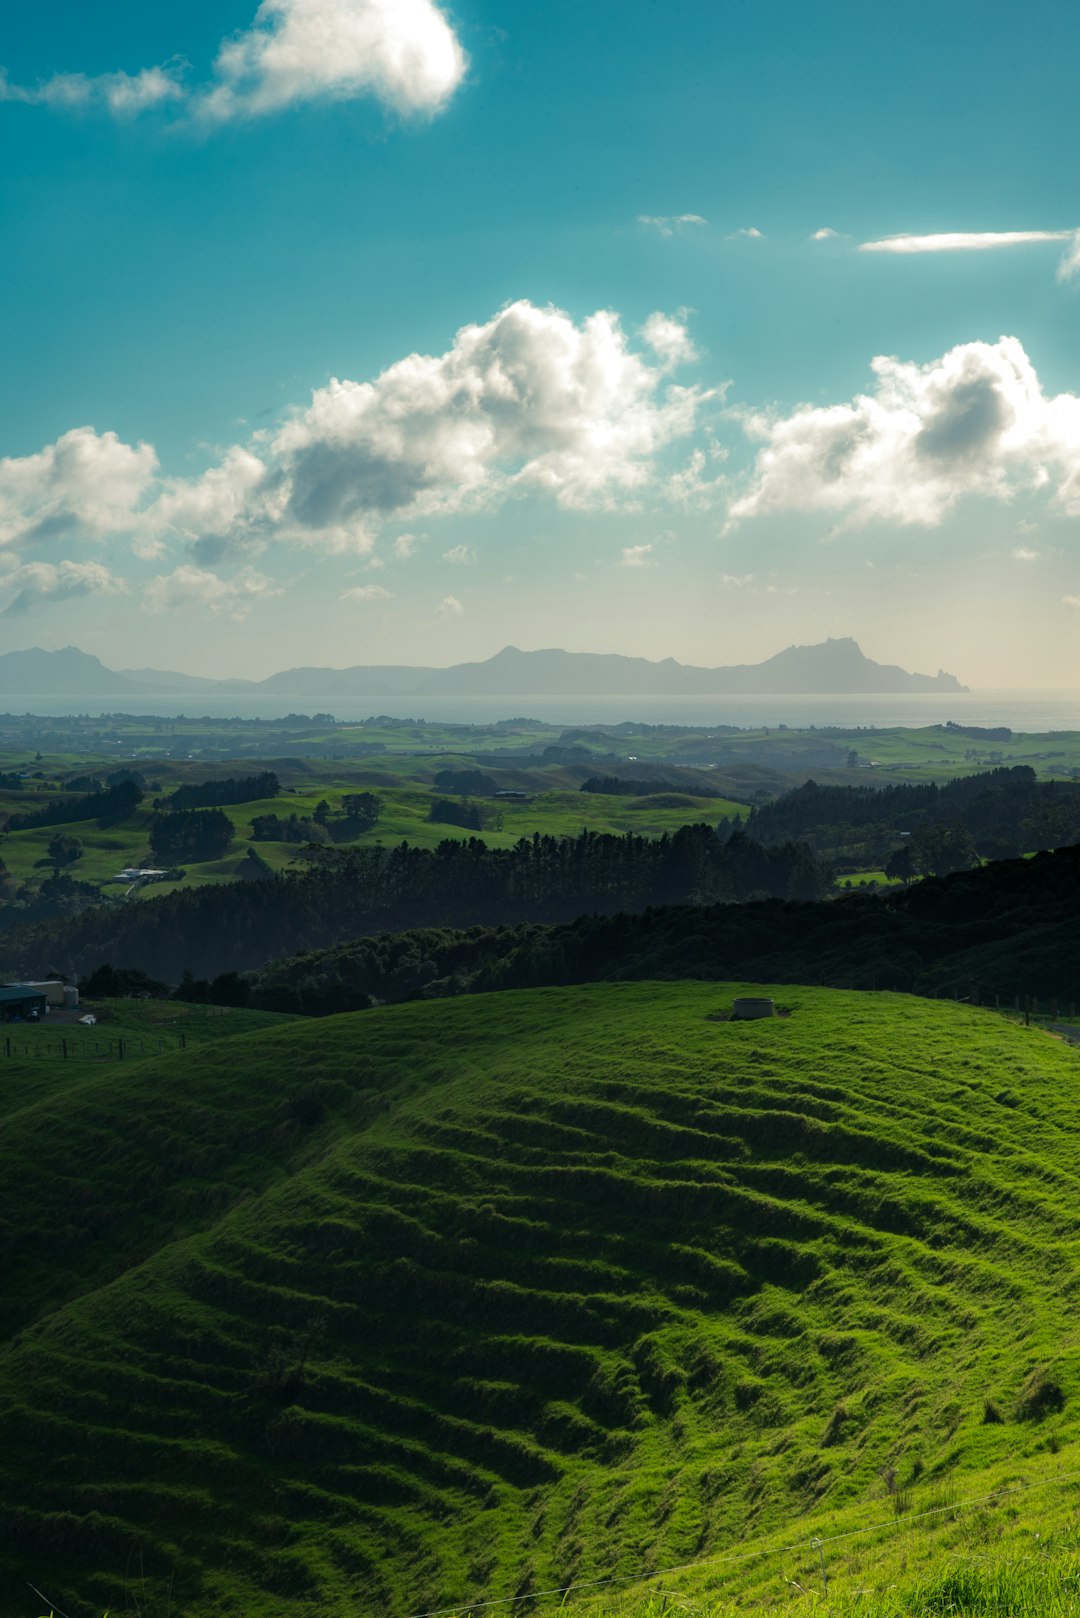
<box><xmin>0</xmin><ymin>985</ymin><xmax>49</xmax><ymax>1023</ymax></box>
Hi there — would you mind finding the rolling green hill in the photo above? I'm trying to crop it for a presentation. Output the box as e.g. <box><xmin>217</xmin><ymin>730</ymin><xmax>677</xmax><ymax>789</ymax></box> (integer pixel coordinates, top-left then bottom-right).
<box><xmin>2</xmin><ymin>984</ymin><xmax>1080</xmax><ymax>1617</ymax></box>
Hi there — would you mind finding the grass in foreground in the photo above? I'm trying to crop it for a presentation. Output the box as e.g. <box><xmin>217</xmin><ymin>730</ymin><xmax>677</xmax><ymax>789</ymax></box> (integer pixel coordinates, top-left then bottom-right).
<box><xmin>1</xmin><ymin>984</ymin><xmax>1080</xmax><ymax>1617</ymax></box>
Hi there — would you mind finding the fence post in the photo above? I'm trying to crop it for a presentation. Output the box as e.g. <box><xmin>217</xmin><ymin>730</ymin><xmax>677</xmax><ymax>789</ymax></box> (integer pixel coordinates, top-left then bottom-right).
<box><xmin>119</xmin><ymin>1038</ymin><xmax>125</xmax><ymax>1060</ymax></box>
<box><xmin>62</xmin><ymin>1038</ymin><xmax>67</xmax><ymax>1060</ymax></box>
<box><xmin>810</xmin><ymin>1537</ymin><xmax>828</xmax><ymax>1594</ymax></box>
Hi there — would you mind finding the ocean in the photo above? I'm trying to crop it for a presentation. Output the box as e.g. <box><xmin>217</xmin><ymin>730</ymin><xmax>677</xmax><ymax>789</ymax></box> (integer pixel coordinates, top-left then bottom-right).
<box><xmin>7</xmin><ymin>689</ymin><xmax>1080</xmax><ymax>731</ymax></box>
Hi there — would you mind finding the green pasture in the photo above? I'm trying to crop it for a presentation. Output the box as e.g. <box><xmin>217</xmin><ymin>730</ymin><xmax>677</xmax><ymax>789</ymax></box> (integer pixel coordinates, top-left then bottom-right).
<box><xmin>3</xmin><ymin>983</ymin><xmax>1080</xmax><ymax>1617</ymax></box>
<box><xmin>0</xmin><ymin>760</ymin><xmax>745</xmax><ymax>901</ymax></box>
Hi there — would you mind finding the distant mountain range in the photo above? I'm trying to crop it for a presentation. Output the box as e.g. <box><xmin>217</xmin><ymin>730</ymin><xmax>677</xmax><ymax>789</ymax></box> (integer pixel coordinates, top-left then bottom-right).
<box><xmin>0</xmin><ymin>638</ymin><xmax>968</xmax><ymax>704</ymax></box>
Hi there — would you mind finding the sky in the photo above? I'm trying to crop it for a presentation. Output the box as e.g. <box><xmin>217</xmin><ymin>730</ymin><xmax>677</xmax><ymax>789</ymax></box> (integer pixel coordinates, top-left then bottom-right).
<box><xmin>1</xmin><ymin>0</ymin><xmax>1078</xmax><ymax>687</ymax></box>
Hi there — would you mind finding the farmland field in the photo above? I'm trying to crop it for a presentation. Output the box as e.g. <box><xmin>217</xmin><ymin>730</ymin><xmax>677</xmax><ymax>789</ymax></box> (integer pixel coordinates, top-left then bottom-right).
<box><xmin>2</xmin><ymin>983</ymin><xmax>1080</xmax><ymax>1616</ymax></box>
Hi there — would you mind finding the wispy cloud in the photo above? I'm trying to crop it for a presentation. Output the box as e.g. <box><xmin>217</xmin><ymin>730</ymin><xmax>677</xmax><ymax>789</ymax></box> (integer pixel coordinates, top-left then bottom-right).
<box><xmin>0</xmin><ymin>65</ymin><xmax>184</xmax><ymax>115</ymax></box>
<box><xmin>442</xmin><ymin>543</ymin><xmax>476</xmax><ymax>565</ymax></box>
<box><xmin>144</xmin><ymin>564</ymin><xmax>281</xmax><ymax>620</ymax></box>
<box><xmin>620</xmin><ymin>543</ymin><xmax>653</xmax><ymax>567</ymax></box>
<box><xmin>1012</xmin><ymin>546</ymin><xmax>1040</xmax><ymax>562</ymax></box>
<box><xmin>860</xmin><ymin>228</ymin><xmax>1080</xmax><ymax>281</ymax></box>
<box><xmin>637</xmin><ymin>213</ymin><xmax>707</xmax><ymax>238</ymax></box>
<box><xmin>727</xmin><ymin>226</ymin><xmax>763</xmax><ymax>240</ymax></box>
<box><xmin>341</xmin><ymin>583</ymin><xmax>392</xmax><ymax>602</ymax></box>
<box><xmin>436</xmin><ymin>594</ymin><xmax>464</xmax><ymax>620</ymax></box>
<box><xmin>809</xmin><ymin>227</ymin><xmax>840</xmax><ymax>240</ymax></box>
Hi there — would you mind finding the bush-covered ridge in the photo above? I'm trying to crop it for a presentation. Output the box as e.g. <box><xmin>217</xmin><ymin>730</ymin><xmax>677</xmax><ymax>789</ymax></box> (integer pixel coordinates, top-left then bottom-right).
<box><xmin>2</xmin><ymin>983</ymin><xmax>1080</xmax><ymax>1617</ymax></box>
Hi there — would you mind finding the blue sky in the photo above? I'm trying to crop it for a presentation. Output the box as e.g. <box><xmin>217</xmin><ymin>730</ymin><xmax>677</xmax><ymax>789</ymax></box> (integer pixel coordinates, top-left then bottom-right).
<box><xmin>1</xmin><ymin>0</ymin><xmax>1078</xmax><ymax>684</ymax></box>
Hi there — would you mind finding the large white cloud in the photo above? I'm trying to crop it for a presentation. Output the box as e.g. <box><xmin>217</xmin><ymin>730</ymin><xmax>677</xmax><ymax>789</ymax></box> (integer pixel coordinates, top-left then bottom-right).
<box><xmin>0</xmin><ymin>302</ymin><xmax>708</xmax><ymax>595</ymax></box>
<box><xmin>728</xmin><ymin>336</ymin><xmax>1080</xmax><ymax>531</ymax></box>
<box><xmin>200</xmin><ymin>0</ymin><xmax>466</xmax><ymax>121</ymax></box>
<box><xmin>1</xmin><ymin>0</ymin><xmax>465</xmax><ymax>124</ymax></box>
<box><xmin>267</xmin><ymin>300</ymin><xmax>709</xmax><ymax>547</ymax></box>
<box><xmin>0</xmin><ymin>427</ymin><xmax>158</xmax><ymax>550</ymax></box>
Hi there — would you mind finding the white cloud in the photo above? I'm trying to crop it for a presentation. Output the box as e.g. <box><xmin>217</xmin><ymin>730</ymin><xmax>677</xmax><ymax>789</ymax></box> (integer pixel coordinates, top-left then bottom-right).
<box><xmin>0</xmin><ymin>427</ymin><xmax>158</xmax><ymax>551</ymax></box>
<box><xmin>142</xmin><ymin>446</ymin><xmax>278</xmax><ymax>563</ymax></box>
<box><xmin>641</xmin><ymin>311</ymin><xmax>698</xmax><ymax>370</ymax></box>
<box><xmin>728</xmin><ymin>335</ymin><xmax>1080</xmax><ymax>533</ymax></box>
<box><xmin>1065</xmin><ymin>595</ymin><xmax>1080</xmax><ymax>609</ymax></box>
<box><xmin>267</xmin><ymin>299</ymin><xmax>711</xmax><ymax>541</ymax></box>
<box><xmin>620</xmin><ymin>543</ymin><xmax>653</xmax><ymax>567</ymax></box>
<box><xmin>0</xmin><ymin>65</ymin><xmax>184</xmax><ymax>115</ymax></box>
<box><xmin>0</xmin><ymin>559</ymin><xmax>129</xmax><ymax>615</ymax></box>
<box><xmin>860</xmin><ymin>229</ymin><xmax>1072</xmax><ymax>255</ymax></box>
<box><xmin>144</xmin><ymin>564</ymin><xmax>281</xmax><ymax>620</ymax></box>
<box><xmin>341</xmin><ymin>582</ymin><xmax>392</xmax><ymax>602</ymax></box>
<box><xmin>1012</xmin><ymin>546</ymin><xmax>1040</xmax><ymax>561</ymax></box>
<box><xmin>728</xmin><ymin>227</ymin><xmax>763</xmax><ymax>240</ymax></box>
<box><xmin>860</xmin><ymin>228</ymin><xmax>1080</xmax><ymax>283</ymax></box>
<box><xmin>436</xmin><ymin>594</ymin><xmax>464</xmax><ymax>619</ymax></box>
<box><xmin>1058</xmin><ymin>233</ymin><xmax>1080</xmax><ymax>283</ymax></box>
<box><xmin>2</xmin><ymin>0</ymin><xmax>465</xmax><ymax>125</ymax></box>
<box><xmin>442</xmin><ymin>543</ymin><xmax>476</xmax><ymax>565</ymax></box>
<box><xmin>637</xmin><ymin>213</ymin><xmax>707</xmax><ymax>238</ymax></box>
<box><xmin>810</xmin><ymin>227</ymin><xmax>840</xmax><ymax>241</ymax></box>
<box><xmin>0</xmin><ymin>302</ymin><xmax>712</xmax><ymax>582</ymax></box>
<box><xmin>199</xmin><ymin>0</ymin><xmax>467</xmax><ymax>121</ymax></box>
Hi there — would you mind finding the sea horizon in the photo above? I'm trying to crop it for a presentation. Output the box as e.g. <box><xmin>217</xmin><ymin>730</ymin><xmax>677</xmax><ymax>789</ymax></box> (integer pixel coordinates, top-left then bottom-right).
<box><xmin>5</xmin><ymin>688</ymin><xmax>1080</xmax><ymax>731</ymax></box>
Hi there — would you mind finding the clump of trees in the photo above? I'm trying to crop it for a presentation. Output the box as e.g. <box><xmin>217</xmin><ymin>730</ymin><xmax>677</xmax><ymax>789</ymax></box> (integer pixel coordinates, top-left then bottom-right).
<box><xmin>162</xmin><ymin>772</ymin><xmax>280</xmax><ymax>809</ymax></box>
<box><xmin>427</xmin><ymin>797</ymin><xmax>499</xmax><ymax>831</ymax></box>
<box><xmin>6</xmin><ymin>779</ymin><xmax>142</xmax><ymax>832</ymax></box>
<box><xmin>149</xmin><ymin>808</ymin><xmax>234</xmax><ymax>863</ymax></box>
<box><xmin>433</xmin><ymin>769</ymin><xmax>498</xmax><ymax>796</ymax></box>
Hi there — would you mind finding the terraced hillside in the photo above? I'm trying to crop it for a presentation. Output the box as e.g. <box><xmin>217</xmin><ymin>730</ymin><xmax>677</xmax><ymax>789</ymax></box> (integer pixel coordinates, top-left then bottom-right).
<box><xmin>2</xmin><ymin>984</ymin><xmax>1080</xmax><ymax>1617</ymax></box>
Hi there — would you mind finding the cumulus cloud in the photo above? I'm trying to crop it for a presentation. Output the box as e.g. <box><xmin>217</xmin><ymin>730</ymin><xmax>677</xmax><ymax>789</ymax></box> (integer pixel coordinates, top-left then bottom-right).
<box><xmin>641</xmin><ymin>311</ymin><xmax>698</xmax><ymax>370</ymax></box>
<box><xmin>620</xmin><ymin>543</ymin><xmax>653</xmax><ymax>567</ymax></box>
<box><xmin>436</xmin><ymin>594</ymin><xmax>463</xmax><ymax>619</ymax></box>
<box><xmin>728</xmin><ymin>226</ymin><xmax>763</xmax><ymax>239</ymax></box>
<box><xmin>341</xmin><ymin>582</ymin><xmax>392</xmax><ymax>602</ymax></box>
<box><xmin>0</xmin><ymin>301</ymin><xmax>711</xmax><ymax>595</ymax></box>
<box><xmin>442</xmin><ymin>544</ymin><xmax>476</xmax><ymax>565</ymax></box>
<box><xmin>1065</xmin><ymin>595</ymin><xmax>1080</xmax><ymax>609</ymax></box>
<box><xmin>144</xmin><ymin>564</ymin><xmax>281</xmax><ymax>620</ymax></box>
<box><xmin>810</xmin><ymin>227</ymin><xmax>840</xmax><ymax>240</ymax></box>
<box><xmin>199</xmin><ymin>0</ymin><xmax>467</xmax><ymax>121</ymax></box>
<box><xmin>0</xmin><ymin>559</ymin><xmax>129</xmax><ymax>615</ymax></box>
<box><xmin>728</xmin><ymin>335</ymin><xmax>1080</xmax><ymax>533</ymax></box>
<box><xmin>0</xmin><ymin>427</ymin><xmax>158</xmax><ymax>551</ymax></box>
<box><xmin>1</xmin><ymin>0</ymin><xmax>466</xmax><ymax>124</ymax></box>
<box><xmin>1012</xmin><ymin>546</ymin><xmax>1040</xmax><ymax>561</ymax></box>
<box><xmin>637</xmin><ymin>214</ymin><xmax>707</xmax><ymax>237</ymax></box>
<box><xmin>266</xmin><ymin>300</ymin><xmax>710</xmax><ymax>544</ymax></box>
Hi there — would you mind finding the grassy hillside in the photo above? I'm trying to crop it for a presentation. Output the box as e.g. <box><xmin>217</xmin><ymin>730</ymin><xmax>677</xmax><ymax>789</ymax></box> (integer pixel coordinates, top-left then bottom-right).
<box><xmin>2</xmin><ymin>983</ymin><xmax>1080</xmax><ymax>1617</ymax></box>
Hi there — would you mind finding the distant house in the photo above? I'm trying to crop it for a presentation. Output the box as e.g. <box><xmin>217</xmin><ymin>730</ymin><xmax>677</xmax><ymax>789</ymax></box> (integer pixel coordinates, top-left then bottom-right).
<box><xmin>0</xmin><ymin>985</ymin><xmax>49</xmax><ymax>1023</ymax></box>
<box><xmin>494</xmin><ymin>790</ymin><xmax>531</xmax><ymax>800</ymax></box>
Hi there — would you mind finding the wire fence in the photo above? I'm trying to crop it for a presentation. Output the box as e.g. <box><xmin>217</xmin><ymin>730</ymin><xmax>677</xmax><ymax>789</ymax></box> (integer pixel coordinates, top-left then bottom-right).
<box><xmin>0</xmin><ymin>1032</ymin><xmax>189</xmax><ymax>1061</ymax></box>
<box><xmin>404</xmin><ymin>1460</ymin><xmax>1080</xmax><ymax>1618</ymax></box>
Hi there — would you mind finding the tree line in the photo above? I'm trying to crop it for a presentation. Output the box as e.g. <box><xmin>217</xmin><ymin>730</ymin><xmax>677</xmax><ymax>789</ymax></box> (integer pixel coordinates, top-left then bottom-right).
<box><xmin>0</xmin><ymin>824</ymin><xmax>829</xmax><ymax>982</ymax></box>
